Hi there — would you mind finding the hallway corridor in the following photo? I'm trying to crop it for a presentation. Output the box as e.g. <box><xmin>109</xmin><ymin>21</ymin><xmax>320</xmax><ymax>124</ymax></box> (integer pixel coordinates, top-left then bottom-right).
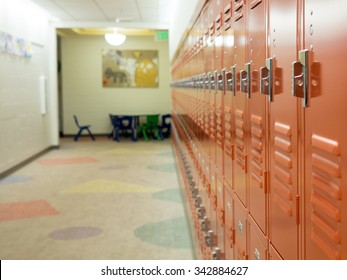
<box><xmin>0</xmin><ymin>138</ymin><xmax>194</xmax><ymax>260</ymax></box>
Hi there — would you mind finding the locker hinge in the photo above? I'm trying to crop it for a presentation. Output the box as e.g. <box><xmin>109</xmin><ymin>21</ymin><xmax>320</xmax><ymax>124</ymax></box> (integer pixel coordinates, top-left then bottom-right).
<box><xmin>232</xmin><ymin>228</ymin><xmax>236</xmax><ymax>245</ymax></box>
<box><xmin>296</xmin><ymin>195</ymin><xmax>300</xmax><ymax>225</ymax></box>
<box><xmin>231</xmin><ymin>144</ymin><xmax>235</xmax><ymax>160</ymax></box>
<box><xmin>263</xmin><ymin>170</ymin><xmax>269</xmax><ymax>194</ymax></box>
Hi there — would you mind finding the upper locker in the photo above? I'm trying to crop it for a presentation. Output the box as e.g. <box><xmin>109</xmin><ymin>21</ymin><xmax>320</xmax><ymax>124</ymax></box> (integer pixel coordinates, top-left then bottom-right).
<box><xmin>247</xmin><ymin>0</ymin><xmax>268</xmax><ymax>236</ymax></box>
<box><xmin>302</xmin><ymin>0</ymin><xmax>347</xmax><ymax>260</ymax></box>
<box><xmin>267</xmin><ymin>0</ymin><xmax>300</xmax><ymax>260</ymax></box>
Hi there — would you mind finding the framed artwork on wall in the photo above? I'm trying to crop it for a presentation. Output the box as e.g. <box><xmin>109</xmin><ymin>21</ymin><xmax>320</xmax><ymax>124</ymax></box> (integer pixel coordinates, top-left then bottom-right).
<box><xmin>102</xmin><ymin>49</ymin><xmax>159</xmax><ymax>88</ymax></box>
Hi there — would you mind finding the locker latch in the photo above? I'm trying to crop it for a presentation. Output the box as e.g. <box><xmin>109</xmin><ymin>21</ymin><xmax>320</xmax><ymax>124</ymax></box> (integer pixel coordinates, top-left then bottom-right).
<box><xmin>240</xmin><ymin>62</ymin><xmax>251</xmax><ymax>98</ymax></box>
<box><xmin>260</xmin><ymin>58</ymin><xmax>274</xmax><ymax>102</ymax></box>
<box><xmin>217</xmin><ymin>69</ymin><xmax>225</xmax><ymax>92</ymax></box>
<box><xmin>292</xmin><ymin>49</ymin><xmax>311</xmax><ymax>107</ymax></box>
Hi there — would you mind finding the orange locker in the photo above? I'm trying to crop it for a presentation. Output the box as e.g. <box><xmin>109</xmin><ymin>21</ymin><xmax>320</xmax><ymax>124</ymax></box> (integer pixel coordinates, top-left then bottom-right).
<box><xmin>233</xmin><ymin>0</ymin><xmax>249</xmax><ymax>207</ymax></box>
<box><xmin>248</xmin><ymin>215</ymin><xmax>268</xmax><ymax>260</ymax></box>
<box><xmin>267</xmin><ymin>0</ymin><xmax>300</xmax><ymax>260</ymax></box>
<box><xmin>171</xmin><ymin>0</ymin><xmax>347</xmax><ymax>260</ymax></box>
<box><xmin>246</xmin><ymin>0</ymin><xmax>268</xmax><ymax>236</ymax></box>
<box><xmin>222</xmin><ymin>0</ymin><xmax>235</xmax><ymax>193</ymax></box>
<box><xmin>302</xmin><ymin>0</ymin><xmax>347</xmax><ymax>260</ymax></box>
<box><xmin>233</xmin><ymin>193</ymin><xmax>248</xmax><ymax>259</ymax></box>
<box><xmin>215</xmin><ymin>176</ymin><xmax>225</xmax><ymax>259</ymax></box>
<box><xmin>214</xmin><ymin>0</ymin><xmax>225</xmax><ymax>180</ymax></box>
<box><xmin>224</xmin><ymin>188</ymin><xmax>234</xmax><ymax>259</ymax></box>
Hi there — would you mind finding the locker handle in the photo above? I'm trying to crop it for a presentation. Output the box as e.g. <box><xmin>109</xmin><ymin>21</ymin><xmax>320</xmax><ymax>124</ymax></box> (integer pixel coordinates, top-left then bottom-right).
<box><xmin>226</xmin><ymin>65</ymin><xmax>237</xmax><ymax>95</ymax></box>
<box><xmin>218</xmin><ymin>69</ymin><xmax>225</xmax><ymax>92</ymax></box>
<box><xmin>214</xmin><ymin>70</ymin><xmax>218</xmax><ymax>93</ymax></box>
<box><xmin>209</xmin><ymin>72</ymin><xmax>215</xmax><ymax>91</ymax></box>
<box><xmin>240</xmin><ymin>62</ymin><xmax>251</xmax><ymax>98</ymax></box>
<box><xmin>260</xmin><ymin>58</ymin><xmax>274</xmax><ymax>102</ymax></box>
<box><xmin>292</xmin><ymin>49</ymin><xmax>310</xmax><ymax>107</ymax></box>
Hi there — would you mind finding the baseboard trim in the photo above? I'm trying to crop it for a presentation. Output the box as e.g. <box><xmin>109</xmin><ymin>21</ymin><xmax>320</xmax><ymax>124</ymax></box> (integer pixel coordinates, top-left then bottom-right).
<box><xmin>0</xmin><ymin>145</ymin><xmax>59</xmax><ymax>180</ymax></box>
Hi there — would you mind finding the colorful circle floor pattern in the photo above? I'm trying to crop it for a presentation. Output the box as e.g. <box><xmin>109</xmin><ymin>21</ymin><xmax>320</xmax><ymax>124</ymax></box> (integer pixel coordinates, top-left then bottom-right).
<box><xmin>133</xmin><ymin>217</ymin><xmax>192</xmax><ymax>249</ymax></box>
<box><xmin>48</xmin><ymin>226</ymin><xmax>103</xmax><ymax>240</ymax></box>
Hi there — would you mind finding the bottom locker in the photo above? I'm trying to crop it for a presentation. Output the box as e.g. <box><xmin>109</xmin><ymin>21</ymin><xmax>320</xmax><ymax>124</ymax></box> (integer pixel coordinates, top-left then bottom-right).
<box><xmin>234</xmin><ymin>194</ymin><xmax>249</xmax><ymax>260</ymax></box>
<box><xmin>214</xmin><ymin>175</ymin><xmax>225</xmax><ymax>260</ymax></box>
<box><xmin>224</xmin><ymin>188</ymin><xmax>234</xmax><ymax>260</ymax></box>
<box><xmin>248</xmin><ymin>215</ymin><xmax>268</xmax><ymax>260</ymax></box>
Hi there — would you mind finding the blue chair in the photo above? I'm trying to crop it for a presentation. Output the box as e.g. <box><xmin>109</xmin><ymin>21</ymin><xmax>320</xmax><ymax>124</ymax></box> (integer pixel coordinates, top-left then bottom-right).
<box><xmin>109</xmin><ymin>114</ymin><xmax>136</xmax><ymax>142</ymax></box>
<box><xmin>73</xmin><ymin>115</ymin><xmax>95</xmax><ymax>141</ymax></box>
<box><xmin>109</xmin><ymin>114</ymin><xmax>121</xmax><ymax>141</ymax></box>
<box><xmin>118</xmin><ymin>116</ymin><xmax>134</xmax><ymax>138</ymax></box>
<box><xmin>158</xmin><ymin>114</ymin><xmax>171</xmax><ymax>139</ymax></box>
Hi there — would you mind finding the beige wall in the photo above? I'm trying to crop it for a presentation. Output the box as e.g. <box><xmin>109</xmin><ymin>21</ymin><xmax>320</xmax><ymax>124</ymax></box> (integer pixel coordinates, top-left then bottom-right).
<box><xmin>61</xmin><ymin>35</ymin><xmax>171</xmax><ymax>135</ymax></box>
<box><xmin>0</xmin><ymin>0</ymin><xmax>52</xmax><ymax>174</ymax></box>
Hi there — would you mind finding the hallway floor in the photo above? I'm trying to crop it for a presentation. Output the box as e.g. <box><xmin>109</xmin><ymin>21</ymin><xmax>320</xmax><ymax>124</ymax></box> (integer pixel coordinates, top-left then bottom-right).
<box><xmin>0</xmin><ymin>137</ymin><xmax>194</xmax><ymax>260</ymax></box>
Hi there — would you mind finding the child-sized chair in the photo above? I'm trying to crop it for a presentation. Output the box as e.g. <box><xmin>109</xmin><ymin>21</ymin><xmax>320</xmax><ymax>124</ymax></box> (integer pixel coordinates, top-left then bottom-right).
<box><xmin>139</xmin><ymin>114</ymin><xmax>161</xmax><ymax>141</ymax></box>
<box><xmin>73</xmin><ymin>115</ymin><xmax>95</xmax><ymax>141</ymax></box>
<box><xmin>158</xmin><ymin>114</ymin><xmax>171</xmax><ymax>139</ymax></box>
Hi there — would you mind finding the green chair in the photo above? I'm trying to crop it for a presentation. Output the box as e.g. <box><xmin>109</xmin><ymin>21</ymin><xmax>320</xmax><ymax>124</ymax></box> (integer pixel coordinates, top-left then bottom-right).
<box><xmin>139</xmin><ymin>114</ymin><xmax>161</xmax><ymax>141</ymax></box>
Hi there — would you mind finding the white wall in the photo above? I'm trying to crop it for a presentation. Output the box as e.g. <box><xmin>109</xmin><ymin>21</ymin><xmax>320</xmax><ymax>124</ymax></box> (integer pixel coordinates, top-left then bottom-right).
<box><xmin>169</xmin><ymin>0</ymin><xmax>200</xmax><ymax>60</ymax></box>
<box><xmin>0</xmin><ymin>0</ymin><xmax>53</xmax><ymax>174</ymax></box>
<box><xmin>61</xmin><ymin>35</ymin><xmax>171</xmax><ymax>134</ymax></box>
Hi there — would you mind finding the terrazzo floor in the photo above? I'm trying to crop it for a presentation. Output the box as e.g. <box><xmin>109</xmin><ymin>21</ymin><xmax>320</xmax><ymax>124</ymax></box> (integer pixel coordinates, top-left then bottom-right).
<box><xmin>0</xmin><ymin>137</ymin><xmax>194</xmax><ymax>260</ymax></box>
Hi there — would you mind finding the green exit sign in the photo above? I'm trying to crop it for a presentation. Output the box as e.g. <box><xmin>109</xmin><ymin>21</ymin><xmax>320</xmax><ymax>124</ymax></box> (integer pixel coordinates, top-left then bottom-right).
<box><xmin>156</xmin><ymin>31</ymin><xmax>168</xmax><ymax>41</ymax></box>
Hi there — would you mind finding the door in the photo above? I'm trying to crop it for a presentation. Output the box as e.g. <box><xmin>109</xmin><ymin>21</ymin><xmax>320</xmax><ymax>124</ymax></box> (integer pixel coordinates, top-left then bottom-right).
<box><xmin>233</xmin><ymin>0</ymin><xmax>249</xmax><ymax>207</ymax></box>
<box><xmin>303</xmin><ymin>0</ymin><xmax>347</xmax><ymax>260</ymax></box>
<box><xmin>223</xmin><ymin>0</ymin><xmax>235</xmax><ymax>193</ymax></box>
<box><xmin>268</xmin><ymin>0</ymin><xmax>300</xmax><ymax>259</ymax></box>
<box><xmin>247</xmin><ymin>0</ymin><xmax>268</xmax><ymax>234</ymax></box>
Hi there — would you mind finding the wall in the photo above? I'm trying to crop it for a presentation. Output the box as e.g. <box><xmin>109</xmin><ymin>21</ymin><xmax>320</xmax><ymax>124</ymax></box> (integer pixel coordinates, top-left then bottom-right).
<box><xmin>0</xmin><ymin>0</ymin><xmax>53</xmax><ymax>174</ymax></box>
<box><xmin>61</xmin><ymin>35</ymin><xmax>171</xmax><ymax>134</ymax></box>
<box><xmin>169</xmin><ymin>0</ymin><xmax>201</xmax><ymax>60</ymax></box>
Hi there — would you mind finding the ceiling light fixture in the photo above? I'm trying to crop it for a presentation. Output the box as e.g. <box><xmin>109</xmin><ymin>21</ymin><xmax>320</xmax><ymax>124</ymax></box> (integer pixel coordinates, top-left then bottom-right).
<box><xmin>104</xmin><ymin>30</ymin><xmax>126</xmax><ymax>46</ymax></box>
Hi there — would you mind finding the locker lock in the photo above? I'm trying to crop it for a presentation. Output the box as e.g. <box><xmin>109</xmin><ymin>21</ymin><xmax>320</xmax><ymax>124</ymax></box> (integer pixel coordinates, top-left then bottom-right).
<box><xmin>191</xmin><ymin>188</ymin><xmax>198</xmax><ymax>199</ymax></box>
<box><xmin>195</xmin><ymin>195</ymin><xmax>202</xmax><ymax>208</ymax></box>
<box><xmin>238</xmin><ymin>220</ymin><xmax>243</xmax><ymax>232</ymax></box>
<box><xmin>201</xmin><ymin>216</ymin><xmax>210</xmax><ymax>232</ymax></box>
<box><xmin>197</xmin><ymin>205</ymin><xmax>205</xmax><ymax>219</ymax></box>
<box><xmin>205</xmin><ymin>229</ymin><xmax>215</xmax><ymax>247</ymax></box>
<box><xmin>189</xmin><ymin>181</ymin><xmax>196</xmax><ymax>190</ymax></box>
<box><xmin>254</xmin><ymin>248</ymin><xmax>261</xmax><ymax>260</ymax></box>
<box><xmin>212</xmin><ymin>247</ymin><xmax>222</xmax><ymax>260</ymax></box>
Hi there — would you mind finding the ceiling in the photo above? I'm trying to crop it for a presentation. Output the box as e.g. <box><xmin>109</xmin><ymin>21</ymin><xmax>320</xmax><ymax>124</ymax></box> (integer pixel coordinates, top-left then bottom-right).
<box><xmin>30</xmin><ymin>0</ymin><xmax>172</xmax><ymax>36</ymax></box>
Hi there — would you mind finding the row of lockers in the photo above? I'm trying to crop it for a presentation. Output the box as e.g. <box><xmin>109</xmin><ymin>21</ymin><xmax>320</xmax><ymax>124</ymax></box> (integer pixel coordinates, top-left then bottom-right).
<box><xmin>171</xmin><ymin>0</ymin><xmax>347</xmax><ymax>259</ymax></box>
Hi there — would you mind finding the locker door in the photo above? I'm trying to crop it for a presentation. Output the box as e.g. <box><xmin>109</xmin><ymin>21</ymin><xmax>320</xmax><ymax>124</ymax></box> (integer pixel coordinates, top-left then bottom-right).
<box><xmin>248</xmin><ymin>215</ymin><xmax>268</xmax><ymax>260</ymax></box>
<box><xmin>234</xmin><ymin>193</ymin><xmax>248</xmax><ymax>259</ymax></box>
<box><xmin>224</xmin><ymin>188</ymin><xmax>234</xmax><ymax>259</ymax></box>
<box><xmin>302</xmin><ymin>0</ymin><xmax>347</xmax><ymax>260</ymax></box>
<box><xmin>233</xmin><ymin>0</ymin><xmax>249</xmax><ymax>207</ymax></box>
<box><xmin>214</xmin><ymin>0</ymin><xmax>224</xmax><ymax>179</ymax></box>
<box><xmin>247</xmin><ymin>0</ymin><xmax>268</xmax><ymax>234</ymax></box>
<box><xmin>223</xmin><ymin>0</ymin><xmax>235</xmax><ymax>193</ymax></box>
<box><xmin>268</xmin><ymin>0</ymin><xmax>300</xmax><ymax>259</ymax></box>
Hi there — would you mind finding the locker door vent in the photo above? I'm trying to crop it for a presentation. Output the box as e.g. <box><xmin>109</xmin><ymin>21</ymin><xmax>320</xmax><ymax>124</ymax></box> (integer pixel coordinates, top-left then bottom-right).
<box><xmin>234</xmin><ymin>0</ymin><xmax>244</xmax><ymax>22</ymax></box>
<box><xmin>250</xmin><ymin>114</ymin><xmax>264</xmax><ymax>189</ymax></box>
<box><xmin>273</xmin><ymin>122</ymin><xmax>294</xmax><ymax>217</ymax></box>
<box><xmin>235</xmin><ymin>109</ymin><xmax>246</xmax><ymax>170</ymax></box>
<box><xmin>250</xmin><ymin>0</ymin><xmax>262</xmax><ymax>9</ymax></box>
<box><xmin>310</xmin><ymin>134</ymin><xmax>342</xmax><ymax>259</ymax></box>
<box><xmin>224</xmin><ymin>3</ymin><xmax>232</xmax><ymax>31</ymax></box>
